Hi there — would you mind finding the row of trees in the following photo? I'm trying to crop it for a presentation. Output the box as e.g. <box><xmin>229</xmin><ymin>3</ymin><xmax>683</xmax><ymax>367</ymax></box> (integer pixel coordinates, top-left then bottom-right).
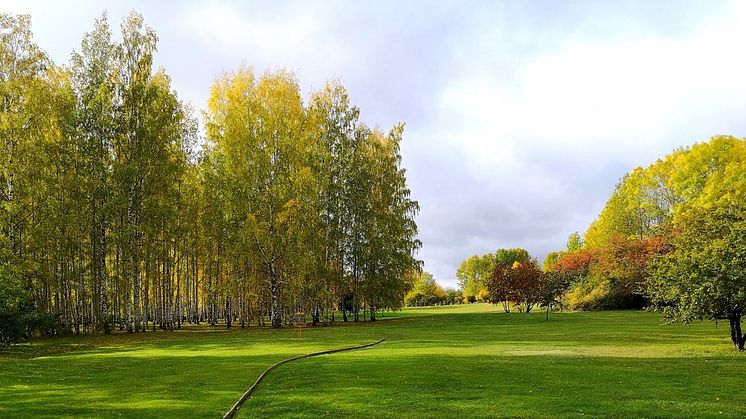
<box><xmin>404</xmin><ymin>271</ymin><xmax>461</xmax><ymax>307</ymax></box>
<box><xmin>456</xmin><ymin>248</ymin><xmax>529</xmax><ymax>303</ymax></box>
<box><xmin>454</xmin><ymin>248</ymin><xmax>569</xmax><ymax>318</ymax></box>
<box><xmin>0</xmin><ymin>12</ymin><xmax>420</xmax><ymax>345</ymax></box>
<box><xmin>545</xmin><ymin>136</ymin><xmax>745</xmax><ymax>350</ymax></box>
<box><xmin>487</xmin><ymin>259</ymin><xmax>569</xmax><ymax>318</ymax></box>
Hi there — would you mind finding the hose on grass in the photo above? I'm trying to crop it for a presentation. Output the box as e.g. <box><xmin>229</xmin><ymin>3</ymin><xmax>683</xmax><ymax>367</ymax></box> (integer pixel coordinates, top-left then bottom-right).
<box><xmin>222</xmin><ymin>337</ymin><xmax>386</xmax><ymax>419</ymax></box>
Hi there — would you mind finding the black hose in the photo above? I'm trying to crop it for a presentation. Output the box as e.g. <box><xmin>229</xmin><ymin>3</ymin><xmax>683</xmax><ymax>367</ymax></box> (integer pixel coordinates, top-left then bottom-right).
<box><xmin>222</xmin><ymin>337</ymin><xmax>386</xmax><ymax>419</ymax></box>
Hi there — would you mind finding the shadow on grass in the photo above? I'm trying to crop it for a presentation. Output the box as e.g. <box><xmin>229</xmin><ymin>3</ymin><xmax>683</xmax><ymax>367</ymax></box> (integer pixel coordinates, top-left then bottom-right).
<box><xmin>0</xmin><ymin>352</ymin><xmax>295</xmax><ymax>418</ymax></box>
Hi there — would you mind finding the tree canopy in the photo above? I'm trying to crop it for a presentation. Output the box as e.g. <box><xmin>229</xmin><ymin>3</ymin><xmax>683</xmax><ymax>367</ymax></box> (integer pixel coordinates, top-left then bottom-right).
<box><xmin>648</xmin><ymin>140</ymin><xmax>746</xmax><ymax>349</ymax></box>
<box><xmin>404</xmin><ymin>271</ymin><xmax>448</xmax><ymax>307</ymax></box>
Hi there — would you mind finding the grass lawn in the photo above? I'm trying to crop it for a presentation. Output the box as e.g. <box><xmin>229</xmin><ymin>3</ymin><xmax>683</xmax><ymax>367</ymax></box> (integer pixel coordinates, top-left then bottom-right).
<box><xmin>1</xmin><ymin>304</ymin><xmax>744</xmax><ymax>418</ymax></box>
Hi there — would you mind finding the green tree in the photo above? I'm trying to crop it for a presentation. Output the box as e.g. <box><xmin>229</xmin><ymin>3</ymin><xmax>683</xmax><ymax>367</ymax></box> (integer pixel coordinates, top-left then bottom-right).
<box><xmin>649</xmin><ymin>204</ymin><xmax>746</xmax><ymax>350</ymax></box>
<box><xmin>543</xmin><ymin>251</ymin><xmax>561</xmax><ymax>271</ymax></box>
<box><xmin>566</xmin><ymin>232</ymin><xmax>583</xmax><ymax>252</ymax></box>
<box><xmin>70</xmin><ymin>12</ymin><xmax>117</xmax><ymax>333</ymax></box>
<box><xmin>0</xmin><ymin>13</ymin><xmax>63</xmax><ymax>341</ymax></box>
<box><xmin>307</xmin><ymin>81</ymin><xmax>358</xmax><ymax>322</ymax></box>
<box><xmin>205</xmin><ymin>68</ymin><xmax>311</xmax><ymax>328</ymax></box>
<box><xmin>494</xmin><ymin>248</ymin><xmax>530</xmax><ymax>267</ymax></box>
<box><xmin>456</xmin><ymin>255</ymin><xmax>481</xmax><ymax>301</ymax></box>
<box><xmin>648</xmin><ymin>148</ymin><xmax>746</xmax><ymax>350</ymax></box>
<box><xmin>405</xmin><ymin>271</ymin><xmax>445</xmax><ymax>307</ymax></box>
<box><xmin>361</xmin><ymin>125</ymin><xmax>421</xmax><ymax>319</ymax></box>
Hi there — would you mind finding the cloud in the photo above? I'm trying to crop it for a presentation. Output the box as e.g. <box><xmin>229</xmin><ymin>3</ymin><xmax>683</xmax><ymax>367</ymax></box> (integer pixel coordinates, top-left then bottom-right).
<box><xmin>408</xmin><ymin>0</ymin><xmax>746</xmax><ymax>287</ymax></box>
<box><xmin>5</xmin><ymin>0</ymin><xmax>746</xmax><ymax>289</ymax></box>
<box><xmin>180</xmin><ymin>2</ymin><xmax>352</xmax><ymax>77</ymax></box>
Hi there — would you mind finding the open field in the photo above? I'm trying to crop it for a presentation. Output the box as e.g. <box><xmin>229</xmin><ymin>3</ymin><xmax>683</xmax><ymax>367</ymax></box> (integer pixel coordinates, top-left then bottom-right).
<box><xmin>1</xmin><ymin>304</ymin><xmax>745</xmax><ymax>418</ymax></box>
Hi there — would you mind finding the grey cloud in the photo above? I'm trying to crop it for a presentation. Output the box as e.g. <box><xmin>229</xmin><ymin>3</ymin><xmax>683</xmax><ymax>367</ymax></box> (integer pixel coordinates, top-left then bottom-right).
<box><xmin>7</xmin><ymin>0</ymin><xmax>745</xmax><ymax>289</ymax></box>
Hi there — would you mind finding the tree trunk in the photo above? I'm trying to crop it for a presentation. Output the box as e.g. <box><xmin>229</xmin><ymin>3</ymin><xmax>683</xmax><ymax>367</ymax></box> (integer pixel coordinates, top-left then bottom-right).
<box><xmin>353</xmin><ymin>291</ymin><xmax>359</xmax><ymax>322</ymax></box>
<box><xmin>7</xmin><ymin>164</ymin><xmax>16</xmax><ymax>254</ymax></box>
<box><xmin>525</xmin><ymin>302</ymin><xmax>534</xmax><ymax>313</ymax></box>
<box><xmin>124</xmin><ymin>297</ymin><xmax>132</xmax><ymax>333</ymax></box>
<box><xmin>312</xmin><ymin>306</ymin><xmax>319</xmax><ymax>326</ymax></box>
<box><xmin>729</xmin><ymin>316</ymin><xmax>745</xmax><ymax>351</ymax></box>
<box><xmin>225</xmin><ymin>298</ymin><xmax>232</xmax><ymax>329</ymax></box>
<box><xmin>75</xmin><ymin>258</ymin><xmax>83</xmax><ymax>335</ymax></box>
<box><xmin>193</xmin><ymin>256</ymin><xmax>199</xmax><ymax>324</ymax></box>
<box><xmin>133</xmin><ymin>252</ymin><xmax>141</xmax><ymax>332</ymax></box>
<box><xmin>98</xmin><ymin>224</ymin><xmax>109</xmax><ymax>333</ymax></box>
<box><xmin>269</xmin><ymin>261</ymin><xmax>281</xmax><ymax>328</ymax></box>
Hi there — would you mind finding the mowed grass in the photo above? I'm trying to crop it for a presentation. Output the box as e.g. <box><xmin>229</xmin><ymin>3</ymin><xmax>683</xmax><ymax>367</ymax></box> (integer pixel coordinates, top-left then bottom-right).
<box><xmin>1</xmin><ymin>304</ymin><xmax>745</xmax><ymax>418</ymax></box>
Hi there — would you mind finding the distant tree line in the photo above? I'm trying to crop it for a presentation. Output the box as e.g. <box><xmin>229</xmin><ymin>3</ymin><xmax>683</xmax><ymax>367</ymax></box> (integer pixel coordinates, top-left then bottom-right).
<box><xmin>456</xmin><ymin>248</ymin><xmax>529</xmax><ymax>303</ymax></box>
<box><xmin>455</xmin><ymin>249</ymin><xmax>569</xmax><ymax>318</ymax></box>
<box><xmin>487</xmin><ymin>259</ymin><xmax>569</xmax><ymax>318</ymax></box>
<box><xmin>404</xmin><ymin>271</ymin><xmax>462</xmax><ymax>307</ymax></box>
<box><xmin>0</xmin><ymin>13</ymin><xmax>420</xmax><ymax>346</ymax></box>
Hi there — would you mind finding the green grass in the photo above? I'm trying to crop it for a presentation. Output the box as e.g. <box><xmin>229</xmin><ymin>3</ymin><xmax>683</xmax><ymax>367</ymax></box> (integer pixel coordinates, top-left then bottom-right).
<box><xmin>1</xmin><ymin>304</ymin><xmax>744</xmax><ymax>418</ymax></box>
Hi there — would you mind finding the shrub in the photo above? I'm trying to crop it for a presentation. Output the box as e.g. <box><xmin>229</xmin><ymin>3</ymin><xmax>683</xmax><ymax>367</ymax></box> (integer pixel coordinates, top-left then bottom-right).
<box><xmin>0</xmin><ymin>310</ymin><xmax>24</xmax><ymax>348</ymax></box>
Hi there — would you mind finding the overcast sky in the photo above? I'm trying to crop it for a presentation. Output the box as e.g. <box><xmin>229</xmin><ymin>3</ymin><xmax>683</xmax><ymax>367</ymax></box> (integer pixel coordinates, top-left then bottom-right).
<box><xmin>5</xmin><ymin>0</ymin><xmax>746</xmax><ymax>288</ymax></box>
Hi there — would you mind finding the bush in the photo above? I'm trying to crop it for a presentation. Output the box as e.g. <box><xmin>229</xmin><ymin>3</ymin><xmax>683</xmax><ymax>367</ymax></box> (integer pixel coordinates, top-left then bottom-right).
<box><xmin>564</xmin><ymin>276</ymin><xmax>610</xmax><ymax>310</ymax></box>
<box><xmin>0</xmin><ymin>310</ymin><xmax>25</xmax><ymax>348</ymax></box>
<box><xmin>24</xmin><ymin>311</ymin><xmax>59</xmax><ymax>338</ymax></box>
<box><xmin>0</xmin><ymin>270</ymin><xmax>30</xmax><ymax>348</ymax></box>
<box><xmin>0</xmin><ymin>272</ymin><xmax>59</xmax><ymax>346</ymax></box>
<box><xmin>564</xmin><ymin>275</ymin><xmax>646</xmax><ymax>310</ymax></box>
<box><xmin>476</xmin><ymin>288</ymin><xmax>491</xmax><ymax>302</ymax></box>
<box><xmin>444</xmin><ymin>289</ymin><xmax>463</xmax><ymax>305</ymax></box>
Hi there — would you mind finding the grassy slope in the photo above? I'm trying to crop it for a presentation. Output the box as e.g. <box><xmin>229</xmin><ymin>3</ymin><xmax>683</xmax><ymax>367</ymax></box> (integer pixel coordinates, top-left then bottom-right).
<box><xmin>1</xmin><ymin>304</ymin><xmax>744</xmax><ymax>418</ymax></box>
